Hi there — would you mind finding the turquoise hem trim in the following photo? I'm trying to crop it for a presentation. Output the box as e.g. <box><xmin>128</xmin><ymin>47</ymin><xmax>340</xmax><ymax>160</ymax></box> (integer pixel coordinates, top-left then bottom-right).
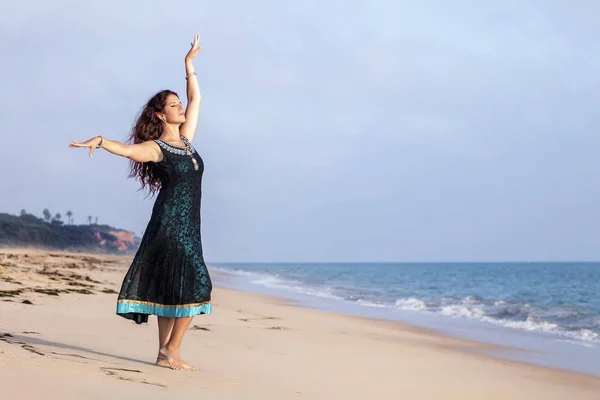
<box><xmin>116</xmin><ymin>302</ymin><xmax>212</xmax><ymax>318</ymax></box>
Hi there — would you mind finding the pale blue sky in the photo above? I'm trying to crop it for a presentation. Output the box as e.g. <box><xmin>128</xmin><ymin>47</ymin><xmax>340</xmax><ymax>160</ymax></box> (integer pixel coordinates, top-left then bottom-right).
<box><xmin>1</xmin><ymin>1</ymin><xmax>599</xmax><ymax>262</ymax></box>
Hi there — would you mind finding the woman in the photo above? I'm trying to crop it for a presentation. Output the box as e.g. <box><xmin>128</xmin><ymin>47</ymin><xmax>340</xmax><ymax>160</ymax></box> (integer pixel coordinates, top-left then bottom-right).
<box><xmin>69</xmin><ymin>35</ymin><xmax>212</xmax><ymax>371</ymax></box>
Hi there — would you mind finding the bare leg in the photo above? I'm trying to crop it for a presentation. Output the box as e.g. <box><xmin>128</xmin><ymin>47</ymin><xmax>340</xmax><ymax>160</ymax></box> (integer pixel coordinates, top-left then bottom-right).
<box><xmin>156</xmin><ymin>317</ymin><xmax>175</xmax><ymax>368</ymax></box>
<box><xmin>159</xmin><ymin>317</ymin><xmax>196</xmax><ymax>371</ymax></box>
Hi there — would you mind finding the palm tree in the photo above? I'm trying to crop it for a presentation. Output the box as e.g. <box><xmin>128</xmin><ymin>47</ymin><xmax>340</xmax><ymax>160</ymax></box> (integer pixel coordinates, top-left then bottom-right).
<box><xmin>20</xmin><ymin>209</ymin><xmax>27</xmax><ymax>216</ymax></box>
<box><xmin>66</xmin><ymin>210</ymin><xmax>73</xmax><ymax>225</ymax></box>
<box><xmin>95</xmin><ymin>216</ymin><xmax>98</xmax><ymax>225</ymax></box>
<box><xmin>88</xmin><ymin>215</ymin><xmax>92</xmax><ymax>225</ymax></box>
<box><xmin>43</xmin><ymin>208</ymin><xmax>51</xmax><ymax>223</ymax></box>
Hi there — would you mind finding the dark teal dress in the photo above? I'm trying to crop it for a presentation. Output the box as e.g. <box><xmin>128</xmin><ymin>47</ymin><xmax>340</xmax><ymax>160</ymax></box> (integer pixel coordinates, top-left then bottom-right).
<box><xmin>116</xmin><ymin>136</ymin><xmax>212</xmax><ymax>324</ymax></box>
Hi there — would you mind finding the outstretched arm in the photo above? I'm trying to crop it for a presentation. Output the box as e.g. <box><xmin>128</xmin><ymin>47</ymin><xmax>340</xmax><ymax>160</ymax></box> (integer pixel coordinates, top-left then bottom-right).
<box><xmin>179</xmin><ymin>34</ymin><xmax>203</xmax><ymax>142</ymax></box>
<box><xmin>68</xmin><ymin>136</ymin><xmax>162</xmax><ymax>163</ymax></box>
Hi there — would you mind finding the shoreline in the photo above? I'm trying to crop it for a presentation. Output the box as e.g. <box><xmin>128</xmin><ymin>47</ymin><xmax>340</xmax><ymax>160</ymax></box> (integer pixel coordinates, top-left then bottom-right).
<box><xmin>220</xmin><ymin>284</ymin><xmax>598</xmax><ymax>379</ymax></box>
<box><xmin>1</xmin><ymin>249</ymin><xmax>599</xmax><ymax>399</ymax></box>
<box><xmin>211</xmin><ymin>262</ymin><xmax>600</xmax><ymax>377</ymax></box>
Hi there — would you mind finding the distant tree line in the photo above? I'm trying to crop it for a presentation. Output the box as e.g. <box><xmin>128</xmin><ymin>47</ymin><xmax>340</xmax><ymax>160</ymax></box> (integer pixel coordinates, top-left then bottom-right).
<box><xmin>20</xmin><ymin>209</ymin><xmax>99</xmax><ymax>227</ymax></box>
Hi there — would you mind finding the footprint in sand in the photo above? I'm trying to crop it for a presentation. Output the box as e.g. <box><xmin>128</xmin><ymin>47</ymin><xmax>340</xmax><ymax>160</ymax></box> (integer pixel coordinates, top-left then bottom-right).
<box><xmin>0</xmin><ymin>333</ymin><xmax>46</xmax><ymax>356</ymax></box>
<box><xmin>189</xmin><ymin>325</ymin><xmax>211</xmax><ymax>331</ymax></box>
<box><xmin>238</xmin><ymin>316</ymin><xmax>282</xmax><ymax>323</ymax></box>
<box><xmin>100</xmin><ymin>367</ymin><xmax>166</xmax><ymax>387</ymax></box>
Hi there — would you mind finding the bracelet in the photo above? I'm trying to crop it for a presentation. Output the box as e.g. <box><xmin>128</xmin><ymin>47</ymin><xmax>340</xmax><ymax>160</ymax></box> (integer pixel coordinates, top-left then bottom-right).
<box><xmin>97</xmin><ymin>136</ymin><xmax>104</xmax><ymax>149</ymax></box>
<box><xmin>185</xmin><ymin>72</ymin><xmax>197</xmax><ymax>79</ymax></box>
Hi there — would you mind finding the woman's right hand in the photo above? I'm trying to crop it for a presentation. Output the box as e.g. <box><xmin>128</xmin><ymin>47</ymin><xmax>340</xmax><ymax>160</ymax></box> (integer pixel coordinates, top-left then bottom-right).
<box><xmin>68</xmin><ymin>136</ymin><xmax>103</xmax><ymax>158</ymax></box>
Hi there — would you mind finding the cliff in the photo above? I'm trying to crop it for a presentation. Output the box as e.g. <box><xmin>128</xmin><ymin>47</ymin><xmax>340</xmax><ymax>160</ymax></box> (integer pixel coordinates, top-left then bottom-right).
<box><xmin>0</xmin><ymin>212</ymin><xmax>140</xmax><ymax>254</ymax></box>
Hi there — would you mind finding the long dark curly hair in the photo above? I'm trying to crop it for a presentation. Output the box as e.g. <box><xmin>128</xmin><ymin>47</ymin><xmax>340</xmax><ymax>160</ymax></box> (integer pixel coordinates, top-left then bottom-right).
<box><xmin>126</xmin><ymin>89</ymin><xmax>179</xmax><ymax>197</ymax></box>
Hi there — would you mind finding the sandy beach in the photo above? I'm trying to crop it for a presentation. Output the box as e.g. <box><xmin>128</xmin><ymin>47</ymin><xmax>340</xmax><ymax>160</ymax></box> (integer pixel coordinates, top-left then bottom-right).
<box><xmin>0</xmin><ymin>249</ymin><xmax>599</xmax><ymax>399</ymax></box>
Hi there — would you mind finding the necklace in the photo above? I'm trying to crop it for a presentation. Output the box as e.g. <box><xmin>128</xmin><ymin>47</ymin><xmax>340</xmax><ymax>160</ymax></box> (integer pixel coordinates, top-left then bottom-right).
<box><xmin>154</xmin><ymin>136</ymin><xmax>199</xmax><ymax>171</ymax></box>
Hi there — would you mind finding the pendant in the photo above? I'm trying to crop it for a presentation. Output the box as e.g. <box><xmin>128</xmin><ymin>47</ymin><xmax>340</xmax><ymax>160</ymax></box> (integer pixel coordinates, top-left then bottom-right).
<box><xmin>184</xmin><ymin>142</ymin><xmax>199</xmax><ymax>170</ymax></box>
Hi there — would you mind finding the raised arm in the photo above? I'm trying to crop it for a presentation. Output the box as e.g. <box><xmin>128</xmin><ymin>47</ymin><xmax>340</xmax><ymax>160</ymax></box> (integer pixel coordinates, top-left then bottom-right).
<box><xmin>179</xmin><ymin>34</ymin><xmax>203</xmax><ymax>142</ymax></box>
<box><xmin>68</xmin><ymin>136</ymin><xmax>162</xmax><ymax>163</ymax></box>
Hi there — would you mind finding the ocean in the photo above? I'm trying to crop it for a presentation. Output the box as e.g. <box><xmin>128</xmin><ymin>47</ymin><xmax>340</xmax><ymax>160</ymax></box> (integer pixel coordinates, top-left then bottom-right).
<box><xmin>210</xmin><ymin>262</ymin><xmax>600</xmax><ymax>376</ymax></box>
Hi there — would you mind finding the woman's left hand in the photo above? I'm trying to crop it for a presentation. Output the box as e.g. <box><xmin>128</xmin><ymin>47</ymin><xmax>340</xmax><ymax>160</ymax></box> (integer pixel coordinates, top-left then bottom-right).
<box><xmin>185</xmin><ymin>34</ymin><xmax>203</xmax><ymax>61</ymax></box>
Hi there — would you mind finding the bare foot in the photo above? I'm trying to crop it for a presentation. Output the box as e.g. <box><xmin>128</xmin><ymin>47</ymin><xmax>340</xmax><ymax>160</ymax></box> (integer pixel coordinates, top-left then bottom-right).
<box><xmin>155</xmin><ymin>354</ymin><xmax>171</xmax><ymax>368</ymax></box>
<box><xmin>178</xmin><ymin>359</ymin><xmax>198</xmax><ymax>371</ymax></box>
<box><xmin>159</xmin><ymin>346</ymin><xmax>197</xmax><ymax>371</ymax></box>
